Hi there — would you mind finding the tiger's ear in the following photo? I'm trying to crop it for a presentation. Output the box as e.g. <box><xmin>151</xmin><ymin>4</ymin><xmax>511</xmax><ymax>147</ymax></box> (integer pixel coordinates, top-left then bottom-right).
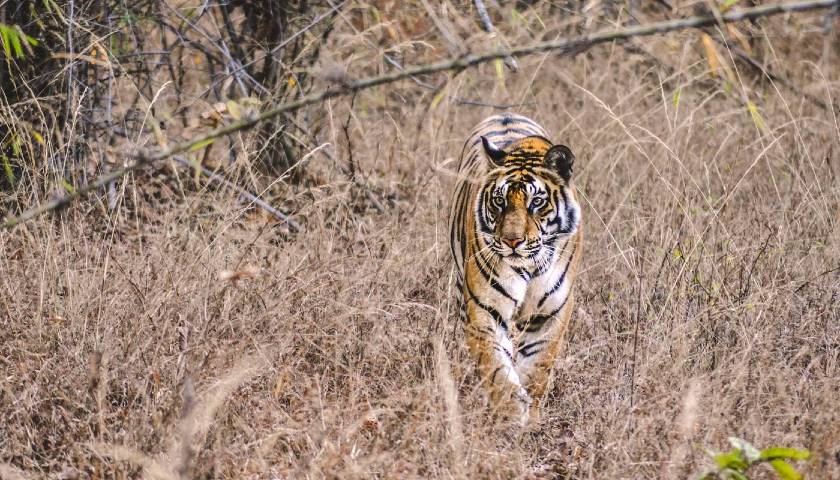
<box><xmin>544</xmin><ymin>144</ymin><xmax>575</xmax><ymax>181</ymax></box>
<box><xmin>481</xmin><ymin>136</ymin><xmax>506</xmax><ymax>167</ymax></box>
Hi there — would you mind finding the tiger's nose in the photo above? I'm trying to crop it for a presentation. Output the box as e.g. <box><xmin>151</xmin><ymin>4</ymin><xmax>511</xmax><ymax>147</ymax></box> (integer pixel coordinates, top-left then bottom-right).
<box><xmin>502</xmin><ymin>236</ymin><xmax>525</xmax><ymax>249</ymax></box>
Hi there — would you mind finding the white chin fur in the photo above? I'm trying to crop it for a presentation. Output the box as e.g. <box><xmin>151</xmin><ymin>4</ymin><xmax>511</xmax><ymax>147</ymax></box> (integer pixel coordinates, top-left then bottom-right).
<box><xmin>502</xmin><ymin>253</ymin><xmax>533</xmax><ymax>268</ymax></box>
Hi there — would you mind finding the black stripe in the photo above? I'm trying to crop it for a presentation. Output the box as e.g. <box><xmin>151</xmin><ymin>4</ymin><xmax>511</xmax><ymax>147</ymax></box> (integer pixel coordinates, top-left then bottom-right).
<box><xmin>476</xmin><ymin>190</ymin><xmax>493</xmax><ymax>233</ymax></box>
<box><xmin>509</xmin><ymin>115</ymin><xmax>543</xmax><ymax>130</ymax></box>
<box><xmin>517</xmin><ymin>340</ymin><xmax>547</xmax><ymax>358</ymax></box>
<box><xmin>494</xmin><ymin>344</ymin><xmax>514</xmax><ymax>363</ymax></box>
<box><xmin>533</xmin><ymin>254</ymin><xmax>552</xmax><ymax>277</ymax></box>
<box><xmin>480</xmin><ymin>127</ymin><xmax>539</xmax><ymax>138</ymax></box>
<box><xmin>462</xmin><ymin>151</ymin><xmax>479</xmax><ymax>169</ymax></box>
<box><xmin>512</xmin><ymin>266</ymin><xmax>530</xmax><ymax>282</ymax></box>
<box><xmin>564</xmin><ymin>195</ymin><xmax>578</xmax><ymax>235</ymax></box>
<box><xmin>476</xmin><ymin>324</ymin><xmax>495</xmax><ymax>336</ymax></box>
<box><xmin>495</xmin><ymin>114</ymin><xmax>543</xmax><ymax>131</ymax></box>
<box><xmin>466</xmin><ymin>282</ymin><xmax>508</xmax><ymax>330</ymax></box>
<box><xmin>537</xmin><ymin>241</ymin><xmax>576</xmax><ymax>308</ymax></box>
<box><xmin>558</xmin><ymin>188</ymin><xmax>577</xmax><ymax>234</ymax></box>
<box><xmin>471</xmin><ymin>128</ymin><xmax>539</xmax><ymax>146</ymax></box>
<box><xmin>477</xmin><ymin>114</ymin><xmax>538</xmax><ymax>130</ymax></box>
<box><xmin>520</xmin><ymin>296</ymin><xmax>569</xmax><ymax>332</ymax></box>
<box><xmin>469</xmin><ymin>222</ymin><xmax>517</xmax><ymax>304</ymax></box>
<box><xmin>490</xmin><ymin>366</ymin><xmax>502</xmax><ymax>384</ymax></box>
<box><xmin>454</xmin><ymin>191</ymin><xmax>467</xmax><ymax>261</ymax></box>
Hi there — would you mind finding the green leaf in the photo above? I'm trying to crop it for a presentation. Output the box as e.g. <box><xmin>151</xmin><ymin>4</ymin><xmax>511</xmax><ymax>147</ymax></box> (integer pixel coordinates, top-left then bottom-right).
<box><xmin>9</xmin><ymin>29</ymin><xmax>23</xmax><ymax>57</ymax></box>
<box><xmin>226</xmin><ymin>100</ymin><xmax>242</xmax><ymax>120</ymax></box>
<box><xmin>11</xmin><ymin>136</ymin><xmax>22</xmax><ymax>157</ymax></box>
<box><xmin>59</xmin><ymin>179</ymin><xmax>75</xmax><ymax>194</ymax></box>
<box><xmin>769</xmin><ymin>459</ymin><xmax>802</xmax><ymax>480</ymax></box>
<box><xmin>0</xmin><ymin>25</ymin><xmax>12</xmax><ymax>58</ymax></box>
<box><xmin>720</xmin><ymin>0</ymin><xmax>740</xmax><ymax>12</ymax></box>
<box><xmin>760</xmin><ymin>447</ymin><xmax>810</xmax><ymax>461</ymax></box>
<box><xmin>672</xmin><ymin>88</ymin><xmax>681</xmax><ymax>109</ymax></box>
<box><xmin>1</xmin><ymin>154</ymin><xmax>15</xmax><ymax>185</ymax></box>
<box><xmin>24</xmin><ymin>29</ymin><xmax>38</xmax><ymax>47</ymax></box>
<box><xmin>0</xmin><ymin>23</ymin><xmax>37</xmax><ymax>58</ymax></box>
<box><xmin>729</xmin><ymin>437</ymin><xmax>761</xmax><ymax>462</ymax></box>
<box><xmin>715</xmin><ymin>450</ymin><xmax>748</xmax><ymax>471</ymax></box>
<box><xmin>430</xmin><ymin>88</ymin><xmax>447</xmax><ymax>109</ymax></box>
<box><xmin>494</xmin><ymin>58</ymin><xmax>505</xmax><ymax>88</ymax></box>
<box><xmin>746</xmin><ymin>100</ymin><xmax>767</xmax><ymax>132</ymax></box>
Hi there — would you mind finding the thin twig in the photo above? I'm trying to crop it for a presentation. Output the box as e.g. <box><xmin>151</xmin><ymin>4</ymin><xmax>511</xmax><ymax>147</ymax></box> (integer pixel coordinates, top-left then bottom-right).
<box><xmin>343</xmin><ymin>93</ymin><xmax>357</xmax><ymax>180</ymax></box>
<box><xmin>210</xmin><ymin>1</ymin><xmax>348</xmax><ymax>92</ymax></box>
<box><xmin>3</xmin><ymin>0</ymin><xmax>837</xmax><ymax>229</ymax></box>
<box><xmin>63</xmin><ymin>0</ymin><xmax>76</xmax><ymax>177</ymax></box>
<box><xmin>473</xmin><ymin>0</ymin><xmax>494</xmax><ymax>32</ymax></box>
<box><xmin>420</xmin><ymin>0</ymin><xmax>464</xmax><ymax>57</ymax></box>
<box><xmin>714</xmin><ymin>36</ymin><xmax>836</xmax><ymax>112</ymax></box>
<box><xmin>630</xmin><ymin>248</ymin><xmax>644</xmax><ymax>409</ymax></box>
<box><xmin>454</xmin><ymin>98</ymin><xmax>536</xmax><ymax>109</ymax></box>
<box><xmin>170</xmin><ymin>156</ymin><xmax>300</xmax><ymax>232</ymax></box>
<box><xmin>473</xmin><ymin>0</ymin><xmax>519</xmax><ymax>71</ymax></box>
<box><xmin>793</xmin><ymin>264</ymin><xmax>840</xmax><ymax>293</ymax></box>
<box><xmin>106</xmin><ymin>1</ymin><xmax>117</xmax><ymax>211</ymax></box>
<box><xmin>384</xmin><ymin>54</ymin><xmax>531</xmax><ymax>108</ymax></box>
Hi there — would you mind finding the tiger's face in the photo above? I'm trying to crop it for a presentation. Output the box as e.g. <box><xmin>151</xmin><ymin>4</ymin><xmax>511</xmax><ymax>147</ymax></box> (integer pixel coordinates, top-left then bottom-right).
<box><xmin>475</xmin><ymin>136</ymin><xmax>580</xmax><ymax>267</ymax></box>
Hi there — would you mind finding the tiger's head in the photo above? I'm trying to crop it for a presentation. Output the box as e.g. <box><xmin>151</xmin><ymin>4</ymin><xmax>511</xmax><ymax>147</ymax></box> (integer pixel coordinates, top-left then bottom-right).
<box><xmin>475</xmin><ymin>135</ymin><xmax>580</xmax><ymax>268</ymax></box>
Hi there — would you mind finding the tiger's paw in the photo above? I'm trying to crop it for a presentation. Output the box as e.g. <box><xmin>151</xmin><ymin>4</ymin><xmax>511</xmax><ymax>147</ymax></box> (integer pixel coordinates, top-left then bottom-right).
<box><xmin>515</xmin><ymin>389</ymin><xmax>533</xmax><ymax>427</ymax></box>
<box><xmin>527</xmin><ymin>403</ymin><xmax>542</xmax><ymax>429</ymax></box>
<box><xmin>490</xmin><ymin>386</ymin><xmax>532</xmax><ymax>427</ymax></box>
<box><xmin>507</xmin><ymin>387</ymin><xmax>532</xmax><ymax>427</ymax></box>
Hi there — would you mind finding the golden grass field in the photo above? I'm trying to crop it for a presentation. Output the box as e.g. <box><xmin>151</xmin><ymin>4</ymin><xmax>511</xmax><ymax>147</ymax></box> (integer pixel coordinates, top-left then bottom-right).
<box><xmin>1</xmin><ymin>1</ymin><xmax>839</xmax><ymax>478</ymax></box>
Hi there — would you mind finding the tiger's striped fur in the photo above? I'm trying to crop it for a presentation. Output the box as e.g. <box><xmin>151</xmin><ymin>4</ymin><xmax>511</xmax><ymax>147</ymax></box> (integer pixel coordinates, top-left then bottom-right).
<box><xmin>448</xmin><ymin>113</ymin><xmax>582</xmax><ymax>425</ymax></box>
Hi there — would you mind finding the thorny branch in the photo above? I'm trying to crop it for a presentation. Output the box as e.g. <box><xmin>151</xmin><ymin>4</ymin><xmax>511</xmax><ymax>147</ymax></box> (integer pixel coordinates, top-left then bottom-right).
<box><xmin>3</xmin><ymin>0</ymin><xmax>838</xmax><ymax>230</ymax></box>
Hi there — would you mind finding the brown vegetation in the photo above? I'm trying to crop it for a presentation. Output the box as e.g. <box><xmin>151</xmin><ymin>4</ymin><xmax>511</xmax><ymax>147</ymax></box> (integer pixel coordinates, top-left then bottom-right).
<box><xmin>1</xmin><ymin>1</ymin><xmax>839</xmax><ymax>478</ymax></box>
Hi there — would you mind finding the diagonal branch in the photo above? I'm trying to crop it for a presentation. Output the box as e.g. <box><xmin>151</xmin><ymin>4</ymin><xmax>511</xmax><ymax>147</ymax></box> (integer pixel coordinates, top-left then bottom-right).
<box><xmin>3</xmin><ymin>0</ymin><xmax>837</xmax><ymax>230</ymax></box>
<box><xmin>169</xmin><ymin>156</ymin><xmax>300</xmax><ymax>232</ymax></box>
<box><xmin>473</xmin><ymin>0</ymin><xmax>519</xmax><ymax>71</ymax></box>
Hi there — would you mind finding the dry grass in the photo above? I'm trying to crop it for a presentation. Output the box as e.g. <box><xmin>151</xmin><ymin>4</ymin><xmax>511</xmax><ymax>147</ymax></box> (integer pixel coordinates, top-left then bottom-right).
<box><xmin>2</xmin><ymin>1</ymin><xmax>840</xmax><ymax>479</ymax></box>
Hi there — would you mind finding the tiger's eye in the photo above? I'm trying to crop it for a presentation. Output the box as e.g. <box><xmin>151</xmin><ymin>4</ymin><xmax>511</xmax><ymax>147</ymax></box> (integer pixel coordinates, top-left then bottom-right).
<box><xmin>530</xmin><ymin>197</ymin><xmax>545</xmax><ymax>209</ymax></box>
<box><xmin>492</xmin><ymin>195</ymin><xmax>505</xmax><ymax>209</ymax></box>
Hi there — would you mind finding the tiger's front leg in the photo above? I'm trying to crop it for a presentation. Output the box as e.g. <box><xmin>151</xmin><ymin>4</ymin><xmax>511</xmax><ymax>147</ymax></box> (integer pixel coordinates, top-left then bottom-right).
<box><xmin>514</xmin><ymin>294</ymin><xmax>575</xmax><ymax>425</ymax></box>
<box><xmin>464</xmin><ymin>297</ymin><xmax>531</xmax><ymax>425</ymax></box>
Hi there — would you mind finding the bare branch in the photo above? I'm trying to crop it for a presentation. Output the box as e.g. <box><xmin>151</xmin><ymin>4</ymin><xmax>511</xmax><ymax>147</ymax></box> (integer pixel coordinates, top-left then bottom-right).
<box><xmin>473</xmin><ymin>0</ymin><xmax>519</xmax><ymax>72</ymax></box>
<box><xmin>169</xmin><ymin>156</ymin><xmax>300</xmax><ymax>232</ymax></box>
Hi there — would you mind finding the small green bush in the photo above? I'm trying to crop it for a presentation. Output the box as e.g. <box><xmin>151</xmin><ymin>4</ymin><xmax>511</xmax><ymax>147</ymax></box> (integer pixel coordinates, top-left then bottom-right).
<box><xmin>699</xmin><ymin>437</ymin><xmax>810</xmax><ymax>480</ymax></box>
<box><xmin>0</xmin><ymin>22</ymin><xmax>38</xmax><ymax>59</ymax></box>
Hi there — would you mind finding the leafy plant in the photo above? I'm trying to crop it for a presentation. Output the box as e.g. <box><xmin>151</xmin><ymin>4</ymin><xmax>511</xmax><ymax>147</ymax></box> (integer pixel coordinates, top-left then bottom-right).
<box><xmin>699</xmin><ymin>437</ymin><xmax>810</xmax><ymax>480</ymax></box>
<box><xmin>0</xmin><ymin>22</ymin><xmax>38</xmax><ymax>59</ymax></box>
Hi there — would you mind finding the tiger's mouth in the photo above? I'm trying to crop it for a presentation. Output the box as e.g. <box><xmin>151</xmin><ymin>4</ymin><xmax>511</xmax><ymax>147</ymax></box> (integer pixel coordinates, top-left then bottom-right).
<box><xmin>489</xmin><ymin>237</ymin><xmax>543</xmax><ymax>261</ymax></box>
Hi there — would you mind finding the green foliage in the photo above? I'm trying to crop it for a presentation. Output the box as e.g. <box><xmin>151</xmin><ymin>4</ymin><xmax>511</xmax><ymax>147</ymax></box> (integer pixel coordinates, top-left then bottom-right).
<box><xmin>0</xmin><ymin>22</ymin><xmax>38</xmax><ymax>59</ymax></box>
<box><xmin>1</xmin><ymin>154</ymin><xmax>15</xmax><ymax>186</ymax></box>
<box><xmin>720</xmin><ymin>0</ymin><xmax>741</xmax><ymax>12</ymax></box>
<box><xmin>699</xmin><ymin>438</ymin><xmax>810</xmax><ymax>480</ymax></box>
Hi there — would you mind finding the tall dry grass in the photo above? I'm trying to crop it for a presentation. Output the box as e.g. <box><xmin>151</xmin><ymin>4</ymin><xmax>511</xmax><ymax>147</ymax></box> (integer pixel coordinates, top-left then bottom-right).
<box><xmin>2</xmin><ymin>1</ymin><xmax>840</xmax><ymax>479</ymax></box>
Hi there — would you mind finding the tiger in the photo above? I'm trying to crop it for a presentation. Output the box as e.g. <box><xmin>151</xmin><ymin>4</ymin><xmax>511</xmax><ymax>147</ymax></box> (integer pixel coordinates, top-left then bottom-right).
<box><xmin>448</xmin><ymin>113</ymin><xmax>582</xmax><ymax>425</ymax></box>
